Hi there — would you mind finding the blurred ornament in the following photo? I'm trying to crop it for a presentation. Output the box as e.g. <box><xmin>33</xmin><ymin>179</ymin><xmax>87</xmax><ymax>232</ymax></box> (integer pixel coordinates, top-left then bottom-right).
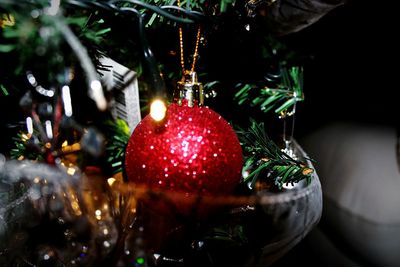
<box><xmin>0</xmin><ymin>159</ymin><xmax>121</xmax><ymax>266</ymax></box>
<box><xmin>80</xmin><ymin>127</ymin><xmax>105</xmax><ymax>158</ymax></box>
<box><xmin>125</xmin><ymin>71</ymin><xmax>243</xmax><ymax>214</ymax></box>
<box><xmin>80</xmin><ymin>166</ymin><xmax>119</xmax><ymax>259</ymax></box>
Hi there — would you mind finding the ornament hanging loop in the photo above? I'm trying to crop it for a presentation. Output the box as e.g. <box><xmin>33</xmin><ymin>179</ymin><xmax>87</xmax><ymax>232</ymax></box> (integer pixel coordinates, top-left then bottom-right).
<box><xmin>174</xmin><ymin>70</ymin><xmax>204</xmax><ymax>107</ymax></box>
<box><xmin>175</xmin><ymin>0</ymin><xmax>204</xmax><ymax>107</ymax></box>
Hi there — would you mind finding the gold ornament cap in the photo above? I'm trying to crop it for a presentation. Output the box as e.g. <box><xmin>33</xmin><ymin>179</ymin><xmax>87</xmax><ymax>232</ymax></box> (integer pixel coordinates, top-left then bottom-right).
<box><xmin>174</xmin><ymin>71</ymin><xmax>204</xmax><ymax>107</ymax></box>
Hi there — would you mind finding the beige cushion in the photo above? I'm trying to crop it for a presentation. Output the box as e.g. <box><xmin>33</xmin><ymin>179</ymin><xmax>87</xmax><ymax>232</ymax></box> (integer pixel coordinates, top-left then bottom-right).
<box><xmin>302</xmin><ymin>122</ymin><xmax>400</xmax><ymax>224</ymax></box>
<box><xmin>300</xmin><ymin>122</ymin><xmax>400</xmax><ymax>267</ymax></box>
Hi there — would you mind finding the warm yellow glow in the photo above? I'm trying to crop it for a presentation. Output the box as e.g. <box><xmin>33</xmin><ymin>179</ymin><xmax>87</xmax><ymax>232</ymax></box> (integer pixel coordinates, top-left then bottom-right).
<box><xmin>67</xmin><ymin>167</ymin><xmax>76</xmax><ymax>176</ymax></box>
<box><xmin>21</xmin><ymin>133</ymin><xmax>31</xmax><ymax>142</ymax></box>
<box><xmin>0</xmin><ymin>14</ymin><xmax>15</xmax><ymax>28</ymax></box>
<box><xmin>71</xmin><ymin>200</ymin><xmax>82</xmax><ymax>216</ymax></box>
<box><xmin>95</xmin><ymin>209</ymin><xmax>102</xmax><ymax>220</ymax></box>
<box><xmin>61</xmin><ymin>142</ymin><xmax>81</xmax><ymax>154</ymax></box>
<box><xmin>107</xmin><ymin>177</ymin><xmax>116</xmax><ymax>187</ymax></box>
<box><xmin>150</xmin><ymin>99</ymin><xmax>167</xmax><ymax>121</ymax></box>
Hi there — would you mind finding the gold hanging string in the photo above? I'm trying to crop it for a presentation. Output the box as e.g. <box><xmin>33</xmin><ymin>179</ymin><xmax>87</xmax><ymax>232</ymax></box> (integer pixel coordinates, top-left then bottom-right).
<box><xmin>177</xmin><ymin>0</ymin><xmax>202</xmax><ymax>74</ymax></box>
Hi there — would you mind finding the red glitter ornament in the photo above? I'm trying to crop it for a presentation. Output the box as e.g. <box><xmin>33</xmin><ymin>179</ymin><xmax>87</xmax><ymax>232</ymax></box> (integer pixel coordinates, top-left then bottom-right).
<box><xmin>124</xmin><ymin>72</ymin><xmax>243</xmax><ymax>205</ymax></box>
<box><xmin>125</xmin><ymin>103</ymin><xmax>243</xmax><ymax>194</ymax></box>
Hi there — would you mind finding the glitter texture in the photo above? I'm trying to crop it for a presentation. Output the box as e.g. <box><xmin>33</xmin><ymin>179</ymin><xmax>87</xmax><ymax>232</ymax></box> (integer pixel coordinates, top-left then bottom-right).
<box><xmin>125</xmin><ymin>103</ymin><xmax>243</xmax><ymax>196</ymax></box>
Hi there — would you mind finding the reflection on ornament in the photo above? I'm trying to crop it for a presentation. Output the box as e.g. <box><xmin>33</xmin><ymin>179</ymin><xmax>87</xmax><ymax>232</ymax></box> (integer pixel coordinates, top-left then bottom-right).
<box><xmin>150</xmin><ymin>99</ymin><xmax>167</xmax><ymax>121</ymax></box>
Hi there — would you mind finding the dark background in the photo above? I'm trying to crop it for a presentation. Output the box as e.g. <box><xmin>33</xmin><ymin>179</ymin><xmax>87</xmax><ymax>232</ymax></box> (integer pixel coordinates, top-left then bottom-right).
<box><xmin>291</xmin><ymin>0</ymin><xmax>397</xmax><ymax>138</ymax></box>
<box><xmin>272</xmin><ymin>1</ymin><xmax>397</xmax><ymax>266</ymax></box>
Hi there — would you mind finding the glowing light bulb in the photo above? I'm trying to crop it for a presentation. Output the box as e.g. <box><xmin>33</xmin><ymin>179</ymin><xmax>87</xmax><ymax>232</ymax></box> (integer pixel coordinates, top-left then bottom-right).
<box><xmin>107</xmin><ymin>177</ymin><xmax>116</xmax><ymax>186</ymax></box>
<box><xmin>150</xmin><ymin>99</ymin><xmax>167</xmax><ymax>121</ymax></box>
<box><xmin>62</xmin><ymin>85</ymin><xmax>73</xmax><ymax>117</ymax></box>
<box><xmin>90</xmin><ymin>80</ymin><xmax>107</xmax><ymax>111</ymax></box>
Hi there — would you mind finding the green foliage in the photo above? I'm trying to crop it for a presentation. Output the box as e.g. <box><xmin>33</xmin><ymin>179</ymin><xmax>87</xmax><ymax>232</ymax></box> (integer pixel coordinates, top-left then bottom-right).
<box><xmin>138</xmin><ymin>0</ymin><xmax>236</xmax><ymax>26</ymax></box>
<box><xmin>1</xmin><ymin>13</ymin><xmax>63</xmax><ymax>76</ymax></box>
<box><xmin>0</xmin><ymin>5</ymin><xmax>112</xmax><ymax>95</ymax></box>
<box><xmin>203</xmin><ymin>223</ymin><xmax>247</xmax><ymax>246</ymax></box>
<box><xmin>10</xmin><ymin>132</ymin><xmax>44</xmax><ymax>161</ymax></box>
<box><xmin>0</xmin><ymin>83</ymin><xmax>8</xmax><ymax>95</ymax></box>
<box><xmin>139</xmin><ymin>0</ymin><xmax>235</xmax><ymax>12</ymax></box>
<box><xmin>236</xmin><ymin>119</ymin><xmax>313</xmax><ymax>190</ymax></box>
<box><xmin>104</xmin><ymin>119</ymin><xmax>131</xmax><ymax>174</ymax></box>
<box><xmin>235</xmin><ymin>66</ymin><xmax>304</xmax><ymax>116</ymax></box>
<box><xmin>66</xmin><ymin>14</ymin><xmax>111</xmax><ymax>46</ymax></box>
<box><xmin>0</xmin><ymin>43</ymin><xmax>14</xmax><ymax>52</ymax></box>
<box><xmin>219</xmin><ymin>0</ymin><xmax>236</xmax><ymax>12</ymax></box>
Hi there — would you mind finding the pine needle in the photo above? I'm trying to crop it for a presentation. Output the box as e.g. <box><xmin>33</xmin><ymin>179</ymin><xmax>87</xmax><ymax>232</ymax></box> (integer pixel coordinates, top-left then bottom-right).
<box><xmin>236</xmin><ymin>119</ymin><xmax>313</xmax><ymax>190</ymax></box>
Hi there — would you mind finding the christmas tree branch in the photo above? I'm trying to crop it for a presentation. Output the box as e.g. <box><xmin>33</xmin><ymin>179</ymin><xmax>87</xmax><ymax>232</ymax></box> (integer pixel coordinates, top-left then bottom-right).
<box><xmin>235</xmin><ymin>66</ymin><xmax>304</xmax><ymax>116</ymax></box>
<box><xmin>104</xmin><ymin>119</ymin><xmax>130</xmax><ymax>174</ymax></box>
<box><xmin>236</xmin><ymin>118</ymin><xmax>313</xmax><ymax>190</ymax></box>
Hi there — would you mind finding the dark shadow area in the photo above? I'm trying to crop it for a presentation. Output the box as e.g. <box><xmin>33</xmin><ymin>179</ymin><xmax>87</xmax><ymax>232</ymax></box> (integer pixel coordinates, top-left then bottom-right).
<box><xmin>287</xmin><ymin>0</ymin><xmax>397</xmax><ymax>138</ymax></box>
<box><xmin>271</xmin><ymin>1</ymin><xmax>398</xmax><ymax>266</ymax></box>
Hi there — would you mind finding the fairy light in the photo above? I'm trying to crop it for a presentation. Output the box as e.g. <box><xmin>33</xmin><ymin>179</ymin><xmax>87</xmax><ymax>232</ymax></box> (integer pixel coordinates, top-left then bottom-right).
<box><xmin>45</xmin><ymin>120</ymin><xmax>53</xmax><ymax>139</ymax></box>
<box><xmin>27</xmin><ymin>73</ymin><xmax>37</xmax><ymax>86</ymax></box>
<box><xmin>90</xmin><ymin>80</ymin><xmax>107</xmax><ymax>111</ymax></box>
<box><xmin>95</xmin><ymin>209</ymin><xmax>102</xmax><ymax>220</ymax></box>
<box><xmin>71</xmin><ymin>200</ymin><xmax>82</xmax><ymax>216</ymax></box>
<box><xmin>21</xmin><ymin>133</ymin><xmax>30</xmax><ymax>142</ymax></box>
<box><xmin>107</xmin><ymin>177</ymin><xmax>116</xmax><ymax>186</ymax></box>
<box><xmin>150</xmin><ymin>99</ymin><xmax>167</xmax><ymax>121</ymax></box>
<box><xmin>66</xmin><ymin>167</ymin><xmax>76</xmax><ymax>176</ymax></box>
<box><xmin>136</xmin><ymin>257</ymin><xmax>145</xmax><ymax>265</ymax></box>
<box><xmin>62</xmin><ymin>85</ymin><xmax>73</xmax><ymax>117</ymax></box>
<box><xmin>26</xmin><ymin>117</ymin><xmax>33</xmax><ymax>135</ymax></box>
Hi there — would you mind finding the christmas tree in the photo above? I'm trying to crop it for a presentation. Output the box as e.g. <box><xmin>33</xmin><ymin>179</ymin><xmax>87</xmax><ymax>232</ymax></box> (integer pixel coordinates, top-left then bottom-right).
<box><xmin>0</xmin><ymin>0</ymin><xmax>364</xmax><ymax>266</ymax></box>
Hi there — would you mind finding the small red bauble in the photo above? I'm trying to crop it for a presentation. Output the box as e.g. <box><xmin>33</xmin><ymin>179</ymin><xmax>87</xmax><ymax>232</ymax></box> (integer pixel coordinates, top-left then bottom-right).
<box><xmin>124</xmin><ymin>103</ymin><xmax>243</xmax><ymax>198</ymax></box>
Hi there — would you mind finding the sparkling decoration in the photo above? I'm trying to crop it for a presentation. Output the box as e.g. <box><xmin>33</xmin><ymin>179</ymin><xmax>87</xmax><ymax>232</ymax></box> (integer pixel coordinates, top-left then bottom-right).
<box><xmin>0</xmin><ymin>160</ymin><xmax>119</xmax><ymax>266</ymax></box>
<box><xmin>124</xmin><ymin>102</ymin><xmax>243</xmax><ymax>200</ymax></box>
